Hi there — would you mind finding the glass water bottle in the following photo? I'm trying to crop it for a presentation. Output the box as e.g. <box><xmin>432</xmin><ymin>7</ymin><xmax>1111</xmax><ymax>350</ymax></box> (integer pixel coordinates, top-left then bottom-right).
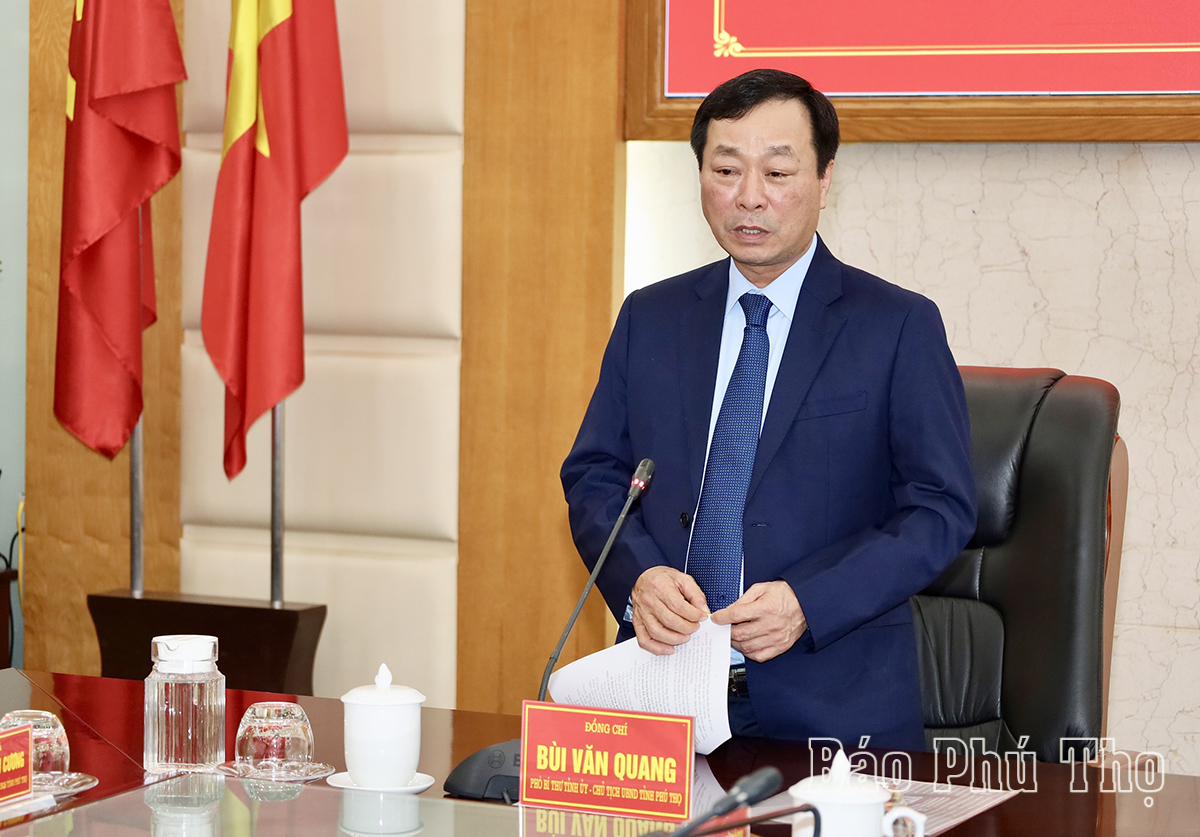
<box><xmin>143</xmin><ymin>635</ymin><xmax>226</xmax><ymax>774</ymax></box>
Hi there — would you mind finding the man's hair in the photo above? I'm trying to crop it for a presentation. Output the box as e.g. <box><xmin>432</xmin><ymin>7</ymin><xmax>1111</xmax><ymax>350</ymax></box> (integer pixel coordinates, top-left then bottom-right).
<box><xmin>690</xmin><ymin>69</ymin><xmax>839</xmax><ymax>176</ymax></box>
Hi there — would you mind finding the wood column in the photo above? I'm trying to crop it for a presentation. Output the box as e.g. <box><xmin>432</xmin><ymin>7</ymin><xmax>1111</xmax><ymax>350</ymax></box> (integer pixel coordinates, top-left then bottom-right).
<box><xmin>458</xmin><ymin>0</ymin><xmax>626</xmax><ymax>713</ymax></box>
<box><xmin>25</xmin><ymin>0</ymin><xmax>182</xmax><ymax>674</ymax></box>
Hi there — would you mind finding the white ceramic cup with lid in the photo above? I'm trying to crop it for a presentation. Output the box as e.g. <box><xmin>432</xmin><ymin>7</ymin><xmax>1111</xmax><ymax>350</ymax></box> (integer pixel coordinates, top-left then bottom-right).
<box><xmin>339</xmin><ymin>789</ymin><xmax>420</xmax><ymax>835</ymax></box>
<box><xmin>788</xmin><ymin>749</ymin><xmax>926</xmax><ymax>837</ymax></box>
<box><xmin>341</xmin><ymin>664</ymin><xmax>426</xmax><ymax>789</ymax></box>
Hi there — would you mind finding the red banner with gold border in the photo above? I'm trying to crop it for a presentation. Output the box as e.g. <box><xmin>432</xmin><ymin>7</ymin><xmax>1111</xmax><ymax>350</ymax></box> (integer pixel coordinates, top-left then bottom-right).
<box><xmin>666</xmin><ymin>0</ymin><xmax>1200</xmax><ymax>96</ymax></box>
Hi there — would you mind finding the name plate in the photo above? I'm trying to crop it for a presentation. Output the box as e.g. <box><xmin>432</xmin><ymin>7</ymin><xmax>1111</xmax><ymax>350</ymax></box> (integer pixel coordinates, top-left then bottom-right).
<box><xmin>520</xmin><ymin>807</ymin><xmax>749</xmax><ymax>837</ymax></box>
<box><xmin>0</xmin><ymin>726</ymin><xmax>31</xmax><ymax>804</ymax></box>
<box><xmin>520</xmin><ymin>701</ymin><xmax>693</xmax><ymax>821</ymax></box>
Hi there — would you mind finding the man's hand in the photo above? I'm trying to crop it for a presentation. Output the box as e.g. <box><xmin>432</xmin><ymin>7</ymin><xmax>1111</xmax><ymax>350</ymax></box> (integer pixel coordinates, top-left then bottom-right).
<box><xmin>631</xmin><ymin>567</ymin><xmax>710</xmax><ymax>655</ymax></box>
<box><xmin>711</xmin><ymin>581</ymin><xmax>807</xmax><ymax>662</ymax></box>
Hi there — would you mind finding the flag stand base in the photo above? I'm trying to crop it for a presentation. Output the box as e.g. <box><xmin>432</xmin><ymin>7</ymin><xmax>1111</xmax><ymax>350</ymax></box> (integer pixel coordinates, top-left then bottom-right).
<box><xmin>87</xmin><ymin>590</ymin><xmax>326</xmax><ymax>694</ymax></box>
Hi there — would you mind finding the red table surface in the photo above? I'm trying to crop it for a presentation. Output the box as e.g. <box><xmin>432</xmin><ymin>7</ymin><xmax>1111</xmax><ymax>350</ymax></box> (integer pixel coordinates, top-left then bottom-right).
<box><xmin>0</xmin><ymin>669</ymin><xmax>146</xmax><ymax>816</ymax></box>
<box><xmin>7</xmin><ymin>670</ymin><xmax>1200</xmax><ymax>835</ymax></box>
<box><xmin>16</xmin><ymin>670</ymin><xmax>522</xmax><ymax>802</ymax></box>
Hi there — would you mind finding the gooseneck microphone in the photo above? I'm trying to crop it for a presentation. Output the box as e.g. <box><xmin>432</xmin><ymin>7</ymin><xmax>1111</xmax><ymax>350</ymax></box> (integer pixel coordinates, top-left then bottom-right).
<box><xmin>650</xmin><ymin>767</ymin><xmax>784</xmax><ymax>837</ymax></box>
<box><xmin>538</xmin><ymin>458</ymin><xmax>655</xmax><ymax>701</ymax></box>
<box><xmin>709</xmin><ymin>765</ymin><xmax>784</xmax><ymax>815</ymax></box>
<box><xmin>444</xmin><ymin>458</ymin><xmax>654</xmax><ymax>803</ymax></box>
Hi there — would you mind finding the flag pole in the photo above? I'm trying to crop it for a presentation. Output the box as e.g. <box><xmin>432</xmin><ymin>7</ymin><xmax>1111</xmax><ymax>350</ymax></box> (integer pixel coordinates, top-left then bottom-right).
<box><xmin>271</xmin><ymin>403</ymin><xmax>284</xmax><ymax>607</ymax></box>
<box><xmin>130</xmin><ymin>419</ymin><xmax>144</xmax><ymax>597</ymax></box>
<box><xmin>130</xmin><ymin>204</ymin><xmax>146</xmax><ymax>598</ymax></box>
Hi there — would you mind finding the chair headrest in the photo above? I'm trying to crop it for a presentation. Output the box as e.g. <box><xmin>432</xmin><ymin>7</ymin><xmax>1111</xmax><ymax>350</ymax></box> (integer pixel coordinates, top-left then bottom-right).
<box><xmin>959</xmin><ymin>367</ymin><xmax>1065</xmax><ymax>546</ymax></box>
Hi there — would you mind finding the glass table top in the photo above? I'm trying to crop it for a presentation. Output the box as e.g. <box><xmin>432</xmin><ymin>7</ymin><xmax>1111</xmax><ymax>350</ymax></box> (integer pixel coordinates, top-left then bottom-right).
<box><xmin>1</xmin><ymin>775</ymin><xmax>530</xmax><ymax>837</ymax></box>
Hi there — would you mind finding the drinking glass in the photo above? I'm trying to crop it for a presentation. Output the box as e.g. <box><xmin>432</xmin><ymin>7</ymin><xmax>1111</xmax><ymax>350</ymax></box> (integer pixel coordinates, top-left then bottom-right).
<box><xmin>234</xmin><ymin>702</ymin><xmax>314</xmax><ymax>768</ymax></box>
<box><xmin>0</xmin><ymin>710</ymin><xmax>69</xmax><ymax>774</ymax></box>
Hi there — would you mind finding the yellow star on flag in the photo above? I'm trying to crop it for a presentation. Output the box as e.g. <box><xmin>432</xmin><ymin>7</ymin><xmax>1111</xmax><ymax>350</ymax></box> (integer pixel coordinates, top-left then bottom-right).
<box><xmin>223</xmin><ymin>0</ymin><xmax>293</xmax><ymax>159</ymax></box>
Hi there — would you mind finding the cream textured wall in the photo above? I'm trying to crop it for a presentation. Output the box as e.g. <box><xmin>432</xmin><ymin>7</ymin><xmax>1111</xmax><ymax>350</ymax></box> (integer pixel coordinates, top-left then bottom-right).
<box><xmin>625</xmin><ymin>140</ymin><xmax>1200</xmax><ymax>775</ymax></box>
<box><xmin>178</xmin><ymin>0</ymin><xmax>464</xmax><ymax>705</ymax></box>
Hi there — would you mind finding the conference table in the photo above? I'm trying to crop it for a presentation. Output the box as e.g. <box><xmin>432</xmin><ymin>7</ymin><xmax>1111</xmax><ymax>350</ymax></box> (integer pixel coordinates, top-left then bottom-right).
<box><xmin>0</xmin><ymin>668</ymin><xmax>1196</xmax><ymax>835</ymax></box>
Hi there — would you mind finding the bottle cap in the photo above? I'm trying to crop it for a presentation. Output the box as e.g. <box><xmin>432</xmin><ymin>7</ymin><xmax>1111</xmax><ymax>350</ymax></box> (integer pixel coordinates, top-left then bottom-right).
<box><xmin>151</xmin><ymin>635</ymin><xmax>219</xmax><ymax>674</ymax></box>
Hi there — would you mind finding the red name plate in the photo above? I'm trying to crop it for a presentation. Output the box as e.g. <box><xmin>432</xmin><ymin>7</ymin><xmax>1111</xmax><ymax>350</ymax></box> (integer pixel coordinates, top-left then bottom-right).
<box><xmin>0</xmin><ymin>726</ymin><xmax>32</xmax><ymax>804</ymax></box>
<box><xmin>521</xmin><ymin>701</ymin><xmax>693</xmax><ymax>821</ymax></box>
<box><xmin>520</xmin><ymin>807</ymin><xmax>748</xmax><ymax>837</ymax></box>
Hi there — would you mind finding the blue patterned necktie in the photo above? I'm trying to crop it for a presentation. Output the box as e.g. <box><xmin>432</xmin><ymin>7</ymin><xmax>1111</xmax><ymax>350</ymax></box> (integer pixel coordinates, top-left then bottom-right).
<box><xmin>688</xmin><ymin>292</ymin><xmax>773</xmax><ymax>611</ymax></box>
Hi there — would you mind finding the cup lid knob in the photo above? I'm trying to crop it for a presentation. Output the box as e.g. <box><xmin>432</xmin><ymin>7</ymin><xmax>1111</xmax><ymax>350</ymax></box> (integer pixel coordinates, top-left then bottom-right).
<box><xmin>341</xmin><ymin>664</ymin><xmax>426</xmax><ymax>706</ymax></box>
<box><xmin>787</xmin><ymin>749</ymin><xmax>891</xmax><ymax>804</ymax></box>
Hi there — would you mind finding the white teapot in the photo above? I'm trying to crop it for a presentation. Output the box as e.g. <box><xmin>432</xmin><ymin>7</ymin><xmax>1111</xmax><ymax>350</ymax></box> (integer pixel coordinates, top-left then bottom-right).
<box><xmin>788</xmin><ymin>749</ymin><xmax>925</xmax><ymax>837</ymax></box>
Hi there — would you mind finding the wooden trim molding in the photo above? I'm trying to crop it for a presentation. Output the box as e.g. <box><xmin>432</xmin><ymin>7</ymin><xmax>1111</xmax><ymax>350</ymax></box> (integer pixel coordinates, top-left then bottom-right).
<box><xmin>626</xmin><ymin>0</ymin><xmax>1200</xmax><ymax>143</ymax></box>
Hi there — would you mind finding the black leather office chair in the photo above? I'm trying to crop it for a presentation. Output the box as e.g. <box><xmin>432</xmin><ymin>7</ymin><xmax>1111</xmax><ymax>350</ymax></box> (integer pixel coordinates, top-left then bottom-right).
<box><xmin>911</xmin><ymin>367</ymin><xmax>1127</xmax><ymax>762</ymax></box>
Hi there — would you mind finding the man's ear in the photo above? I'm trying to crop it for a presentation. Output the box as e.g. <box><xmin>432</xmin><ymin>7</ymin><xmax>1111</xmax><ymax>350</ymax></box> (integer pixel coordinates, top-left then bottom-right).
<box><xmin>819</xmin><ymin>160</ymin><xmax>835</xmax><ymax>209</ymax></box>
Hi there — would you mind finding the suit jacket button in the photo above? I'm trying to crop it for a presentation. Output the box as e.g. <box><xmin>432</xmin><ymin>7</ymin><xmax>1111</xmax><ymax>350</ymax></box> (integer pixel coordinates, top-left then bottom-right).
<box><xmin>680</xmin><ymin>512</ymin><xmax>691</xmax><ymax>528</ymax></box>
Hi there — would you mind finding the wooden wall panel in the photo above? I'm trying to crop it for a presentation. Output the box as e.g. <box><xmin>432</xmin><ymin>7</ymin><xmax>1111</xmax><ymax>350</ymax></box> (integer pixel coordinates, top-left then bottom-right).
<box><xmin>25</xmin><ymin>0</ymin><xmax>182</xmax><ymax>674</ymax></box>
<box><xmin>458</xmin><ymin>0</ymin><xmax>625</xmax><ymax>713</ymax></box>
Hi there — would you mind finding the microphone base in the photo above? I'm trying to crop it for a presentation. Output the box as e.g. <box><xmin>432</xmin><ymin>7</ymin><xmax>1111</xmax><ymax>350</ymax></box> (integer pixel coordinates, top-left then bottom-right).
<box><xmin>443</xmin><ymin>738</ymin><xmax>522</xmax><ymax>803</ymax></box>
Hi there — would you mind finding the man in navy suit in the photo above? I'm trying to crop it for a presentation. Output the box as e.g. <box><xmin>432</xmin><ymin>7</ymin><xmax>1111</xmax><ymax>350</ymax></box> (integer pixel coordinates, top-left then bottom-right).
<box><xmin>560</xmin><ymin>70</ymin><xmax>976</xmax><ymax>751</ymax></box>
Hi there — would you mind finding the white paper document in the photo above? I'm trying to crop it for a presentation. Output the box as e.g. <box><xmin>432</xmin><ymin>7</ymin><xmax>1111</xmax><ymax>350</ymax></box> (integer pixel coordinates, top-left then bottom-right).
<box><xmin>883</xmin><ymin>778</ymin><xmax>1017</xmax><ymax>836</ymax></box>
<box><xmin>548</xmin><ymin>618</ymin><xmax>732</xmax><ymax>754</ymax></box>
<box><xmin>689</xmin><ymin>756</ymin><xmax>730</xmax><ymax>819</ymax></box>
<box><xmin>754</xmin><ymin>776</ymin><xmax>1017</xmax><ymax>836</ymax></box>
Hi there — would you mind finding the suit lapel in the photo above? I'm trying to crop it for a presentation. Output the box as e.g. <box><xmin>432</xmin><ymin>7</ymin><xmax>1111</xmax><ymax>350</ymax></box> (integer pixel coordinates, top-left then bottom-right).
<box><xmin>747</xmin><ymin>240</ymin><xmax>846</xmax><ymax>503</ymax></box>
<box><xmin>680</xmin><ymin>261</ymin><xmax>728</xmax><ymax>500</ymax></box>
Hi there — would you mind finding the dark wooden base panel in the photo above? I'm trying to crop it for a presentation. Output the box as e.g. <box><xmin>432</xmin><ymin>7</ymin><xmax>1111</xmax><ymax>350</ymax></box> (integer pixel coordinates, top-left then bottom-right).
<box><xmin>86</xmin><ymin>590</ymin><xmax>326</xmax><ymax>694</ymax></box>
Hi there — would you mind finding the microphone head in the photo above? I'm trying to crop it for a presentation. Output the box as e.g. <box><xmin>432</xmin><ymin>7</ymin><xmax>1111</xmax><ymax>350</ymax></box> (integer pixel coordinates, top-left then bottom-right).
<box><xmin>730</xmin><ymin>766</ymin><xmax>783</xmax><ymax>807</ymax></box>
<box><xmin>628</xmin><ymin>458</ymin><xmax>655</xmax><ymax>499</ymax></box>
<box><xmin>634</xmin><ymin>458</ymin><xmax>655</xmax><ymax>484</ymax></box>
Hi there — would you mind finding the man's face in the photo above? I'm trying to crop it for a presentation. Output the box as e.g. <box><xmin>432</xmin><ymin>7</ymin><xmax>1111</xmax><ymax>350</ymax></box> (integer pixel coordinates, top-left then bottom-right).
<box><xmin>699</xmin><ymin>97</ymin><xmax>833</xmax><ymax>288</ymax></box>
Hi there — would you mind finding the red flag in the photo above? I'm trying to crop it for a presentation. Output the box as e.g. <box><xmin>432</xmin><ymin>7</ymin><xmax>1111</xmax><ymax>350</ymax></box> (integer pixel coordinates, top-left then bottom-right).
<box><xmin>201</xmin><ymin>0</ymin><xmax>349</xmax><ymax>478</ymax></box>
<box><xmin>56</xmin><ymin>0</ymin><xmax>186</xmax><ymax>457</ymax></box>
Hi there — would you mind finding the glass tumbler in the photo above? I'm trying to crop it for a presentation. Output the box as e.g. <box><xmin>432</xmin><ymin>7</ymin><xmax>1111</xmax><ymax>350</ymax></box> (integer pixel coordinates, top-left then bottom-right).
<box><xmin>234</xmin><ymin>702</ymin><xmax>314</xmax><ymax>769</ymax></box>
<box><xmin>0</xmin><ymin>710</ymin><xmax>69</xmax><ymax>774</ymax></box>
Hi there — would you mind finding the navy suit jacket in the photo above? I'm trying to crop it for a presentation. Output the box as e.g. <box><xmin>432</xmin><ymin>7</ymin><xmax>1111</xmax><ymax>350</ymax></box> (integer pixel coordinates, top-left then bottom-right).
<box><xmin>560</xmin><ymin>239</ymin><xmax>977</xmax><ymax>751</ymax></box>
